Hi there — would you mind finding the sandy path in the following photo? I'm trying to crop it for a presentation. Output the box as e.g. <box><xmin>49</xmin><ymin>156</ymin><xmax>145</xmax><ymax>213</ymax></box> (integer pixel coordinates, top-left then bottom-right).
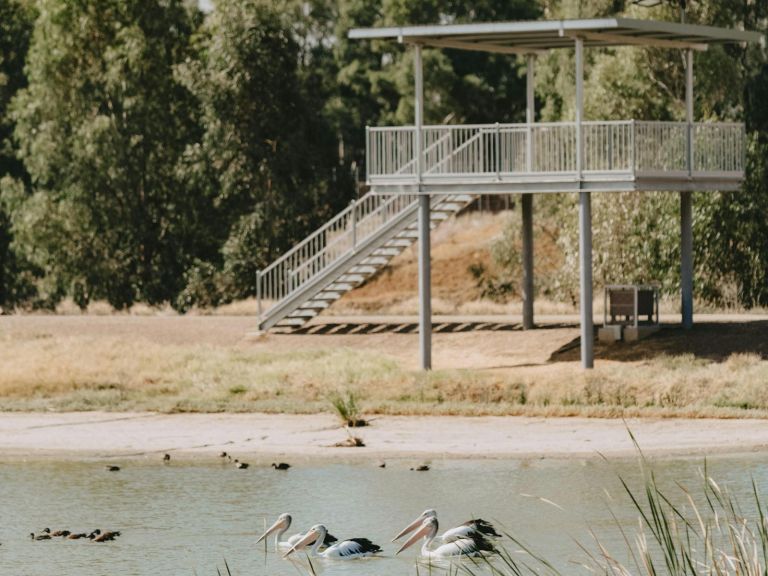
<box><xmin>2</xmin><ymin>412</ymin><xmax>768</xmax><ymax>462</ymax></box>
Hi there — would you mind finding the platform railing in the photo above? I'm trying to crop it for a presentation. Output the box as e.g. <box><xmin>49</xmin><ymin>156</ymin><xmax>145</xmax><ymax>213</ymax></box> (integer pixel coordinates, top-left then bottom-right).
<box><xmin>367</xmin><ymin>120</ymin><xmax>746</xmax><ymax>181</ymax></box>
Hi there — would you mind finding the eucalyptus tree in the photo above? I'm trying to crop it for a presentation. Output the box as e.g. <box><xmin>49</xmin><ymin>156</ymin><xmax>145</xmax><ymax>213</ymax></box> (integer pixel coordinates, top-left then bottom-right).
<box><xmin>493</xmin><ymin>0</ymin><xmax>768</xmax><ymax>309</ymax></box>
<box><xmin>0</xmin><ymin>0</ymin><xmax>35</xmax><ymax>310</ymax></box>
<box><xmin>7</xmin><ymin>0</ymin><xmax>202</xmax><ymax>309</ymax></box>
<box><xmin>176</xmin><ymin>0</ymin><xmax>351</xmax><ymax>305</ymax></box>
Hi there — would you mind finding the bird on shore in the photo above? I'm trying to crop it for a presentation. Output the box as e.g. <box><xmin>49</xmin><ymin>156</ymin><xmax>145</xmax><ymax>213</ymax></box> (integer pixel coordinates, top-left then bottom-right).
<box><xmin>219</xmin><ymin>451</ymin><xmax>229</xmax><ymax>459</ymax></box>
<box><xmin>256</xmin><ymin>513</ymin><xmax>338</xmax><ymax>551</ymax></box>
<box><xmin>393</xmin><ymin>509</ymin><xmax>501</xmax><ymax>544</ymax></box>
<box><xmin>30</xmin><ymin>529</ymin><xmax>51</xmax><ymax>541</ymax></box>
<box><xmin>105</xmin><ymin>465</ymin><xmax>120</xmax><ymax>472</ymax></box>
<box><xmin>284</xmin><ymin>524</ymin><xmax>381</xmax><ymax>559</ymax></box>
<box><xmin>410</xmin><ymin>465</ymin><xmax>430</xmax><ymax>471</ymax></box>
<box><xmin>233</xmin><ymin>459</ymin><xmax>249</xmax><ymax>469</ymax></box>
<box><xmin>272</xmin><ymin>462</ymin><xmax>290</xmax><ymax>470</ymax></box>
<box><xmin>395</xmin><ymin>516</ymin><xmax>495</xmax><ymax>558</ymax></box>
<box><xmin>163</xmin><ymin>453</ymin><xmax>171</xmax><ymax>462</ymax></box>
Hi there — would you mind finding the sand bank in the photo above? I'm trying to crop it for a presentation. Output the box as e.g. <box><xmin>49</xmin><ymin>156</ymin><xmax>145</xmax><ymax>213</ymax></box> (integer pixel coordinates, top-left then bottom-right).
<box><xmin>1</xmin><ymin>412</ymin><xmax>767</xmax><ymax>462</ymax></box>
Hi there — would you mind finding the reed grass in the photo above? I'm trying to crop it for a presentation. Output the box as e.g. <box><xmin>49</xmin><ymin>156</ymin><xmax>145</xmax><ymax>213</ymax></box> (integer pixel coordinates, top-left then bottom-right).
<box><xmin>447</xmin><ymin>432</ymin><xmax>768</xmax><ymax>576</ymax></box>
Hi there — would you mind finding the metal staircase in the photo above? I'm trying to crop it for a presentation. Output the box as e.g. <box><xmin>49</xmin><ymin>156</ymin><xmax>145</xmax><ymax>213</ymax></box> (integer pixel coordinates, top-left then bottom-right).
<box><xmin>256</xmin><ymin>192</ymin><xmax>476</xmax><ymax>332</ymax></box>
<box><xmin>256</xmin><ymin>129</ymin><xmax>484</xmax><ymax>332</ymax></box>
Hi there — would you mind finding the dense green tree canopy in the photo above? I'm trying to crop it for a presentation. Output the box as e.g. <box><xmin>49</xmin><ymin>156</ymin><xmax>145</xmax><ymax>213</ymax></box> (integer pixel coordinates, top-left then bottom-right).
<box><xmin>4</xmin><ymin>0</ymin><xmax>201</xmax><ymax>309</ymax></box>
<box><xmin>0</xmin><ymin>0</ymin><xmax>764</xmax><ymax>312</ymax></box>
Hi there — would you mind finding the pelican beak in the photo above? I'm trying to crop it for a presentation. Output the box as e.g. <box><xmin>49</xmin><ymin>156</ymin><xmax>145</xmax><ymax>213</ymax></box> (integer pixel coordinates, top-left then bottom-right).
<box><xmin>392</xmin><ymin>515</ymin><xmax>426</xmax><ymax>542</ymax></box>
<box><xmin>256</xmin><ymin>517</ymin><xmax>288</xmax><ymax>545</ymax></box>
<box><xmin>283</xmin><ymin>529</ymin><xmax>318</xmax><ymax>558</ymax></box>
<box><xmin>396</xmin><ymin>521</ymin><xmax>432</xmax><ymax>555</ymax></box>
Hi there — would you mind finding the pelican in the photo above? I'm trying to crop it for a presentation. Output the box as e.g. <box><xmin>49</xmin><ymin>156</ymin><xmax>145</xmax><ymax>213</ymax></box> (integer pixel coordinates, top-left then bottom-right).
<box><xmin>393</xmin><ymin>509</ymin><xmax>501</xmax><ymax>543</ymax></box>
<box><xmin>256</xmin><ymin>513</ymin><xmax>337</xmax><ymax>551</ymax></box>
<box><xmin>396</xmin><ymin>517</ymin><xmax>495</xmax><ymax>558</ymax></box>
<box><xmin>284</xmin><ymin>524</ymin><xmax>381</xmax><ymax>559</ymax></box>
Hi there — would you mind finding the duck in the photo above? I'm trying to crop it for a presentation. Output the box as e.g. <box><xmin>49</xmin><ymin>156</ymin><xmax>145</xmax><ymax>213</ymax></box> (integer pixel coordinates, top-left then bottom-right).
<box><xmin>234</xmin><ymin>459</ymin><xmax>249</xmax><ymax>469</ymax></box>
<box><xmin>30</xmin><ymin>529</ymin><xmax>51</xmax><ymax>541</ymax></box>
<box><xmin>90</xmin><ymin>529</ymin><xmax>121</xmax><ymax>542</ymax></box>
<box><xmin>272</xmin><ymin>462</ymin><xmax>290</xmax><ymax>470</ymax></box>
<box><xmin>105</xmin><ymin>465</ymin><xmax>120</xmax><ymax>472</ymax></box>
<box><xmin>51</xmin><ymin>530</ymin><xmax>71</xmax><ymax>538</ymax></box>
<box><xmin>67</xmin><ymin>533</ymin><xmax>88</xmax><ymax>540</ymax></box>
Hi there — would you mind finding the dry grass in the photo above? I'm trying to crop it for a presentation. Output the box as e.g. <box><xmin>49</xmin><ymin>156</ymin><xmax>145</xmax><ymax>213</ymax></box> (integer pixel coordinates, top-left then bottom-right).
<box><xmin>2</xmin><ymin>331</ymin><xmax>768</xmax><ymax>417</ymax></box>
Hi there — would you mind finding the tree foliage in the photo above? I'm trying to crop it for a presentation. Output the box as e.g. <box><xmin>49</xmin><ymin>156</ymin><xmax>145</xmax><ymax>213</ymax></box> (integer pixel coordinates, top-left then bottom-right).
<box><xmin>491</xmin><ymin>0</ymin><xmax>768</xmax><ymax>309</ymax></box>
<box><xmin>175</xmin><ymin>0</ymin><xmax>352</xmax><ymax>307</ymax></box>
<box><xmin>0</xmin><ymin>0</ymin><xmax>765</xmax><ymax>312</ymax></box>
<box><xmin>5</xmin><ymin>0</ymin><xmax>201</xmax><ymax>309</ymax></box>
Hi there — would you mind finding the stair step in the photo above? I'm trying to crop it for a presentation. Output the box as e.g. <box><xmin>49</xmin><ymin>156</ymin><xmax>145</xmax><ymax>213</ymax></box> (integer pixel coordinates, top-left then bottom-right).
<box><xmin>337</xmin><ymin>274</ymin><xmax>365</xmax><ymax>283</ymax></box>
<box><xmin>360</xmin><ymin>256</ymin><xmax>389</xmax><ymax>266</ymax></box>
<box><xmin>397</xmin><ymin>229</ymin><xmax>420</xmax><ymax>239</ymax></box>
<box><xmin>275</xmin><ymin>318</ymin><xmax>307</xmax><ymax>327</ymax></box>
<box><xmin>371</xmin><ymin>247</ymin><xmax>402</xmax><ymax>257</ymax></box>
<box><xmin>384</xmin><ymin>239</ymin><xmax>413</xmax><ymax>248</ymax></box>
<box><xmin>302</xmin><ymin>300</ymin><xmax>331</xmax><ymax>310</ymax></box>
<box><xmin>434</xmin><ymin>202</ymin><xmax>463</xmax><ymax>212</ymax></box>
<box><xmin>326</xmin><ymin>282</ymin><xmax>355</xmax><ymax>291</ymax></box>
<box><xmin>314</xmin><ymin>291</ymin><xmax>342</xmax><ymax>300</ymax></box>
<box><xmin>348</xmin><ymin>265</ymin><xmax>377</xmax><ymax>275</ymax></box>
<box><xmin>449</xmin><ymin>194</ymin><xmax>474</xmax><ymax>203</ymax></box>
<box><xmin>430</xmin><ymin>212</ymin><xmax>451</xmax><ymax>221</ymax></box>
<box><xmin>288</xmin><ymin>309</ymin><xmax>319</xmax><ymax>318</ymax></box>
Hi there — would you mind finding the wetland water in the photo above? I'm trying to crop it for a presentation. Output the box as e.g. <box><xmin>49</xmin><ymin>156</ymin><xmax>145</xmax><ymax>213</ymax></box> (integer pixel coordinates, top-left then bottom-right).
<box><xmin>2</xmin><ymin>454</ymin><xmax>767</xmax><ymax>575</ymax></box>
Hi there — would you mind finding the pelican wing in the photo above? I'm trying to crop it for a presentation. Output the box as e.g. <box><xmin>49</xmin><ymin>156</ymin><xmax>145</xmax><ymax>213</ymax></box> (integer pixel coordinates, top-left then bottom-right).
<box><xmin>442</xmin><ymin>519</ymin><xmax>501</xmax><ymax>542</ymax></box>
<box><xmin>434</xmin><ymin>535</ymin><xmax>495</xmax><ymax>557</ymax></box>
<box><xmin>325</xmin><ymin>538</ymin><xmax>382</xmax><ymax>558</ymax></box>
<box><xmin>468</xmin><ymin>519</ymin><xmax>501</xmax><ymax>538</ymax></box>
<box><xmin>324</xmin><ymin>532</ymin><xmax>339</xmax><ymax>545</ymax></box>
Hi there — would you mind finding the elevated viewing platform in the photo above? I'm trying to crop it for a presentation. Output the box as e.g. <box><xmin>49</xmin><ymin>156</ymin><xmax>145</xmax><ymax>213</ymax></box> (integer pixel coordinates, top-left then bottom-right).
<box><xmin>252</xmin><ymin>17</ymin><xmax>762</xmax><ymax>373</ymax></box>
<box><xmin>367</xmin><ymin>120</ymin><xmax>745</xmax><ymax>194</ymax></box>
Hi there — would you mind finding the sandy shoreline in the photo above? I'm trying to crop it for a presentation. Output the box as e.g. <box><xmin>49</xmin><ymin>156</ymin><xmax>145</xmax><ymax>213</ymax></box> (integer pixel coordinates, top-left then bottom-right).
<box><xmin>1</xmin><ymin>412</ymin><xmax>768</xmax><ymax>462</ymax></box>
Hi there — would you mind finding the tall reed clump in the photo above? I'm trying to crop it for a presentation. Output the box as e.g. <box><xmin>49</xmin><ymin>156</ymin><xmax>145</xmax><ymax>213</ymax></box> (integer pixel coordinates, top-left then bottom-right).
<box><xmin>327</xmin><ymin>390</ymin><xmax>368</xmax><ymax>427</ymax></box>
<box><xmin>457</xmin><ymin>433</ymin><xmax>768</xmax><ymax>576</ymax></box>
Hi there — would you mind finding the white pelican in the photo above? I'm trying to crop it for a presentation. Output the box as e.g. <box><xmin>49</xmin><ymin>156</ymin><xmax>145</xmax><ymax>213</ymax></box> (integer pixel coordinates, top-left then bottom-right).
<box><xmin>284</xmin><ymin>524</ymin><xmax>382</xmax><ymax>559</ymax></box>
<box><xmin>256</xmin><ymin>513</ymin><xmax>337</xmax><ymax>551</ymax></box>
<box><xmin>393</xmin><ymin>509</ymin><xmax>501</xmax><ymax>543</ymax></box>
<box><xmin>396</xmin><ymin>516</ymin><xmax>495</xmax><ymax>558</ymax></box>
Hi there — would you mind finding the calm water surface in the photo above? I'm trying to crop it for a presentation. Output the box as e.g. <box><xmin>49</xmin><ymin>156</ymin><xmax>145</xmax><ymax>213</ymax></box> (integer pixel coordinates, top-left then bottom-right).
<box><xmin>2</xmin><ymin>454</ymin><xmax>767</xmax><ymax>575</ymax></box>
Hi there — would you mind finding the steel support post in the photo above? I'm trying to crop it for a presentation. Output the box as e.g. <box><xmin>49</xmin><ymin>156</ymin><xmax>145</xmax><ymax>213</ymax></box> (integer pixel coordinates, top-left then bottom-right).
<box><xmin>521</xmin><ymin>193</ymin><xmax>534</xmax><ymax>329</ymax></box>
<box><xmin>522</xmin><ymin>53</ymin><xmax>535</xmax><ymax>330</ymax></box>
<box><xmin>681</xmin><ymin>191</ymin><xmax>693</xmax><ymax>329</ymax></box>
<box><xmin>579</xmin><ymin>191</ymin><xmax>594</xmax><ymax>368</ymax></box>
<box><xmin>575</xmin><ymin>37</ymin><xmax>593</xmax><ymax>368</ymax></box>
<box><xmin>414</xmin><ymin>44</ymin><xmax>431</xmax><ymax>370</ymax></box>
<box><xmin>418</xmin><ymin>194</ymin><xmax>432</xmax><ymax>369</ymax></box>
<box><xmin>682</xmin><ymin>48</ymin><xmax>694</xmax><ymax>329</ymax></box>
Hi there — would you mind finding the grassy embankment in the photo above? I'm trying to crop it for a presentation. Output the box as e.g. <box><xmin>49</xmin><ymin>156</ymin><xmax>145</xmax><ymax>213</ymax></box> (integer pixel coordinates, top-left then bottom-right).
<box><xmin>2</xmin><ymin>330</ymin><xmax>768</xmax><ymax>418</ymax></box>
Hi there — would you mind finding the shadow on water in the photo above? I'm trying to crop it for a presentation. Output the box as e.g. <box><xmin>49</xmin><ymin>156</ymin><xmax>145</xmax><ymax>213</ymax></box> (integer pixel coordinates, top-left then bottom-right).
<box><xmin>548</xmin><ymin>321</ymin><xmax>768</xmax><ymax>363</ymax></box>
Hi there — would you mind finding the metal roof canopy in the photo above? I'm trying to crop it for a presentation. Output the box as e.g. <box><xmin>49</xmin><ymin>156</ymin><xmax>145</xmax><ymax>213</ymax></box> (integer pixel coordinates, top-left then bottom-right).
<box><xmin>348</xmin><ymin>18</ymin><xmax>763</xmax><ymax>55</ymax></box>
